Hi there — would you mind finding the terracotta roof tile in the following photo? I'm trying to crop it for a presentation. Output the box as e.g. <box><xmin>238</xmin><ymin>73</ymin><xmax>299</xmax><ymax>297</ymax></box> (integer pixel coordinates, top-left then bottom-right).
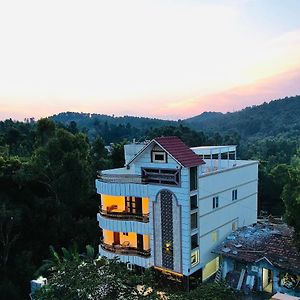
<box><xmin>213</xmin><ymin>223</ymin><xmax>300</xmax><ymax>275</ymax></box>
<box><xmin>154</xmin><ymin>136</ymin><xmax>205</xmax><ymax>168</ymax></box>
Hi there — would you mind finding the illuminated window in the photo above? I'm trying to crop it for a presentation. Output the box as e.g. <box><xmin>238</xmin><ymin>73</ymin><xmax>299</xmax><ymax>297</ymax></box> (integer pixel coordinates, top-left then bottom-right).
<box><xmin>211</xmin><ymin>230</ymin><xmax>218</xmax><ymax>242</ymax></box>
<box><xmin>213</xmin><ymin>196</ymin><xmax>219</xmax><ymax>209</ymax></box>
<box><xmin>165</xmin><ymin>242</ymin><xmax>171</xmax><ymax>254</ymax></box>
<box><xmin>232</xmin><ymin>221</ymin><xmax>238</xmax><ymax>231</ymax></box>
<box><xmin>191</xmin><ymin>249</ymin><xmax>200</xmax><ymax>267</ymax></box>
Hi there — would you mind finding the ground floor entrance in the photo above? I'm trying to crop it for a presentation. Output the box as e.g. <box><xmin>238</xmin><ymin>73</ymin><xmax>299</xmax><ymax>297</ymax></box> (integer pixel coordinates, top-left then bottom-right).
<box><xmin>263</xmin><ymin>268</ymin><xmax>273</xmax><ymax>293</ymax></box>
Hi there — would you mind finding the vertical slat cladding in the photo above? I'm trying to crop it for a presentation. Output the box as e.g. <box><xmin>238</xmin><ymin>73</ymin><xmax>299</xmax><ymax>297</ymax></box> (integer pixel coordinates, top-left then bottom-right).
<box><xmin>161</xmin><ymin>190</ymin><xmax>174</xmax><ymax>270</ymax></box>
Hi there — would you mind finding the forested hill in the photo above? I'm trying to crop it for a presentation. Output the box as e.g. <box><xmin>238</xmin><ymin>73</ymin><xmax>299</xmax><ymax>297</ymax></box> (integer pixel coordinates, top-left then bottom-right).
<box><xmin>184</xmin><ymin>96</ymin><xmax>300</xmax><ymax>139</ymax></box>
<box><xmin>51</xmin><ymin>112</ymin><xmax>175</xmax><ymax>129</ymax></box>
<box><xmin>50</xmin><ymin>112</ymin><xmax>176</xmax><ymax>142</ymax></box>
<box><xmin>51</xmin><ymin>96</ymin><xmax>300</xmax><ymax>141</ymax></box>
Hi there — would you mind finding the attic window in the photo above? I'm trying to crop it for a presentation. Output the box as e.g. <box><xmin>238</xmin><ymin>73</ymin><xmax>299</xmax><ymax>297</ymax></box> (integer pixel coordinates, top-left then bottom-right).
<box><xmin>152</xmin><ymin>151</ymin><xmax>167</xmax><ymax>163</ymax></box>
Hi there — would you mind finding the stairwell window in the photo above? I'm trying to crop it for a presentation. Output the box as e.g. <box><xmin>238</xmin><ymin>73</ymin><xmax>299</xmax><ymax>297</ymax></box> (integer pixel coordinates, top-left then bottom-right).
<box><xmin>191</xmin><ymin>212</ymin><xmax>198</xmax><ymax>230</ymax></box>
<box><xmin>191</xmin><ymin>233</ymin><xmax>198</xmax><ymax>250</ymax></box>
<box><xmin>190</xmin><ymin>194</ymin><xmax>198</xmax><ymax>210</ymax></box>
<box><xmin>232</xmin><ymin>189</ymin><xmax>238</xmax><ymax>201</ymax></box>
<box><xmin>213</xmin><ymin>196</ymin><xmax>219</xmax><ymax>209</ymax></box>
<box><xmin>190</xmin><ymin>167</ymin><xmax>198</xmax><ymax>191</ymax></box>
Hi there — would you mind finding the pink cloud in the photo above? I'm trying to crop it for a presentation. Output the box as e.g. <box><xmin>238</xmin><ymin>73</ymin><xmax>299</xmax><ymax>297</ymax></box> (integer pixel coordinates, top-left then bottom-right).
<box><xmin>158</xmin><ymin>68</ymin><xmax>300</xmax><ymax>119</ymax></box>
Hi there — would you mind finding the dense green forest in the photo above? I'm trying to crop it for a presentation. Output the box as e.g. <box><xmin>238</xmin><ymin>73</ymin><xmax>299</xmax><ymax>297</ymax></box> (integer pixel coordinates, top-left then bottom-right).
<box><xmin>50</xmin><ymin>95</ymin><xmax>300</xmax><ymax>142</ymax></box>
<box><xmin>0</xmin><ymin>96</ymin><xmax>300</xmax><ymax>299</ymax></box>
<box><xmin>185</xmin><ymin>95</ymin><xmax>300</xmax><ymax>140</ymax></box>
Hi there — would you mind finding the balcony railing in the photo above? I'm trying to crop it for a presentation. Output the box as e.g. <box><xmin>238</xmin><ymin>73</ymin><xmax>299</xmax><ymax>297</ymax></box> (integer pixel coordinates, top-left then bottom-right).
<box><xmin>100</xmin><ymin>241</ymin><xmax>151</xmax><ymax>257</ymax></box>
<box><xmin>99</xmin><ymin>208</ymin><xmax>149</xmax><ymax>223</ymax></box>
<box><xmin>97</xmin><ymin>172</ymin><xmax>147</xmax><ymax>184</ymax></box>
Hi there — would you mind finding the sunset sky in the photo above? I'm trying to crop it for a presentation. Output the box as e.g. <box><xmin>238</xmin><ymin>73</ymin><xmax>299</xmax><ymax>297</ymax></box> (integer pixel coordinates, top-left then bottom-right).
<box><xmin>0</xmin><ymin>0</ymin><xmax>300</xmax><ymax>120</ymax></box>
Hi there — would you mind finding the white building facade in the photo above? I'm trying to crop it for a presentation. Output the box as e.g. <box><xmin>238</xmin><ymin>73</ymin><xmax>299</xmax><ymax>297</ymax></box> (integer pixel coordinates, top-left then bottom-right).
<box><xmin>95</xmin><ymin>137</ymin><xmax>258</xmax><ymax>286</ymax></box>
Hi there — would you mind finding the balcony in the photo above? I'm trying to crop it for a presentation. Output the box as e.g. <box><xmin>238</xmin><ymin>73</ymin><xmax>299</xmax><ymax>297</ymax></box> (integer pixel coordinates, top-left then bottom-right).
<box><xmin>101</xmin><ymin>230</ymin><xmax>150</xmax><ymax>258</ymax></box>
<box><xmin>97</xmin><ymin>167</ymin><xmax>180</xmax><ymax>186</ymax></box>
<box><xmin>100</xmin><ymin>240</ymin><xmax>151</xmax><ymax>257</ymax></box>
<box><xmin>97</xmin><ymin>169</ymin><xmax>147</xmax><ymax>184</ymax></box>
<box><xmin>99</xmin><ymin>208</ymin><xmax>149</xmax><ymax>223</ymax></box>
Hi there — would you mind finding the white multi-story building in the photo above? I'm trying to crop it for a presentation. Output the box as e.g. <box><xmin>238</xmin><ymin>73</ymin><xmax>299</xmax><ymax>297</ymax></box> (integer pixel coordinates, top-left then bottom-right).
<box><xmin>96</xmin><ymin>136</ymin><xmax>258</xmax><ymax>287</ymax></box>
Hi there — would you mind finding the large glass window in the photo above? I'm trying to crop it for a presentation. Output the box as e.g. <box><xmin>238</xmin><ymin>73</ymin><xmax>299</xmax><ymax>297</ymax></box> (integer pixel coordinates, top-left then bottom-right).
<box><xmin>191</xmin><ymin>233</ymin><xmax>198</xmax><ymax>249</ymax></box>
<box><xmin>190</xmin><ymin>195</ymin><xmax>198</xmax><ymax>210</ymax></box>
<box><xmin>191</xmin><ymin>212</ymin><xmax>198</xmax><ymax>230</ymax></box>
<box><xmin>190</xmin><ymin>167</ymin><xmax>197</xmax><ymax>191</ymax></box>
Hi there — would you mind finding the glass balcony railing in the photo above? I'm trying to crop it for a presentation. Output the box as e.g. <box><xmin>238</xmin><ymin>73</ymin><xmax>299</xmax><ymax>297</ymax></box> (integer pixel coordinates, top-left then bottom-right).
<box><xmin>99</xmin><ymin>208</ymin><xmax>149</xmax><ymax>223</ymax></box>
<box><xmin>100</xmin><ymin>240</ymin><xmax>151</xmax><ymax>257</ymax></box>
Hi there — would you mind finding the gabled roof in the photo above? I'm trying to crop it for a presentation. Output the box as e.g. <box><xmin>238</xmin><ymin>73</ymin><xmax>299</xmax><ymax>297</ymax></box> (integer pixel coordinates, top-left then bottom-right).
<box><xmin>154</xmin><ymin>136</ymin><xmax>205</xmax><ymax>168</ymax></box>
<box><xmin>127</xmin><ymin>136</ymin><xmax>205</xmax><ymax>168</ymax></box>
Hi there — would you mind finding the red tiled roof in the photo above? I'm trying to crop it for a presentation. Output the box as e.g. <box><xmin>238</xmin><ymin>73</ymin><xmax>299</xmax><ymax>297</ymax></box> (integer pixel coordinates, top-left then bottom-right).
<box><xmin>213</xmin><ymin>223</ymin><xmax>300</xmax><ymax>275</ymax></box>
<box><xmin>154</xmin><ymin>136</ymin><xmax>205</xmax><ymax>168</ymax></box>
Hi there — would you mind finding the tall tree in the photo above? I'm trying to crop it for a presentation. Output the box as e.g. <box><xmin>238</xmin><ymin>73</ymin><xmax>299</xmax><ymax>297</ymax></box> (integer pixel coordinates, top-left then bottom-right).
<box><xmin>282</xmin><ymin>149</ymin><xmax>300</xmax><ymax>249</ymax></box>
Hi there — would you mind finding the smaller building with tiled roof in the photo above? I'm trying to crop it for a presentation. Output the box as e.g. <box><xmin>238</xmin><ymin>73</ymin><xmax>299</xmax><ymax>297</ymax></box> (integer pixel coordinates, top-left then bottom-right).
<box><xmin>213</xmin><ymin>221</ymin><xmax>300</xmax><ymax>297</ymax></box>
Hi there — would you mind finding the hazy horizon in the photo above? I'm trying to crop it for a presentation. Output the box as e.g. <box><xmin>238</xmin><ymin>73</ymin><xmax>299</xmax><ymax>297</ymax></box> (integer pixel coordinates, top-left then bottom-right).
<box><xmin>1</xmin><ymin>0</ymin><xmax>300</xmax><ymax>120</ymax></box>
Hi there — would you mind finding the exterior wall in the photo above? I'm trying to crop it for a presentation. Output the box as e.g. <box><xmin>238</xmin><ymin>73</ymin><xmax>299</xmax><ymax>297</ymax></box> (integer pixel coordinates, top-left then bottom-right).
<box><xmin>189</xmin><ymin>162</ymin><xmax>258</xmax><ymax>275</ymax></box>
<box><xmin>129</xmin><ymin>143</ymin><xmax>180</xmax><ymax>174</ymax></box>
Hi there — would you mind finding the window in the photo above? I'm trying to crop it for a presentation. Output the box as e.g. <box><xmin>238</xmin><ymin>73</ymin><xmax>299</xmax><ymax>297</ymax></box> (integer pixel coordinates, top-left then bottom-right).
<box><xmin>191</xmin><ymin>212</ymin><xmax>198</xmax><ymax>230</ymax></box>
<box><xmin>232</xmin><ymin>189</ymin><xmax>237</xmax><ymax>201</ymax></box>
<box><xmin>211</xmin><ymin>230</ymin><xmax>218</xmax><ymax>242</ymax></box>
<box><xmin>152</xmin><ymin>151</ymin><xmax>167</xmax><ymax>163</ymax></box>
<box><xmin>232</xmin><ymin>221</ymin><xmax>238</xmax><ymax>231</ymax></box>
<box><xmin>190</xmin><ymin>167</ymin><xmax>198</xmax><ymax>191</ymax></box>
<box><xmin>213</xmin><ymin>196</ymin><xmax>219</xmax><ymax>209</ymax></box>
<box><xmin>191</xmin><ymin>249</ymin><xmax>200</xmax><ymax>267</ymax></box>
<box><xmin>191</xmin><ymin>233</ymin><xmax>198</xmax><ymax>250</ymax></box>
<box><xmin>190</xmin><ymin>194</ymin><xmax>198</xmax><ymax>210</ymax></box>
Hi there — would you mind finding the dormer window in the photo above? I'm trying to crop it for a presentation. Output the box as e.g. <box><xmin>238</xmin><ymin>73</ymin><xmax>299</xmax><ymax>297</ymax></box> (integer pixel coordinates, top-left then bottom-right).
<box><xmin>152</xmin><ymin>151</ymin><xmax>167</xmax><ymax>163</ymax></box>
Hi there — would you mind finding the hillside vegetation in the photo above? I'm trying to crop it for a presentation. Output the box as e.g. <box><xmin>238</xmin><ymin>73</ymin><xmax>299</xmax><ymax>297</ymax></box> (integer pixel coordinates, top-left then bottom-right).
<box><xmin>184</xmin><ymin>96</ymin><xmax>300</xmax><ymax>139</ymax></box>
<box><xmin>50</xmin><ymin>96</ymin><xmax>300</xmax><ymax>142</ymax></box>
